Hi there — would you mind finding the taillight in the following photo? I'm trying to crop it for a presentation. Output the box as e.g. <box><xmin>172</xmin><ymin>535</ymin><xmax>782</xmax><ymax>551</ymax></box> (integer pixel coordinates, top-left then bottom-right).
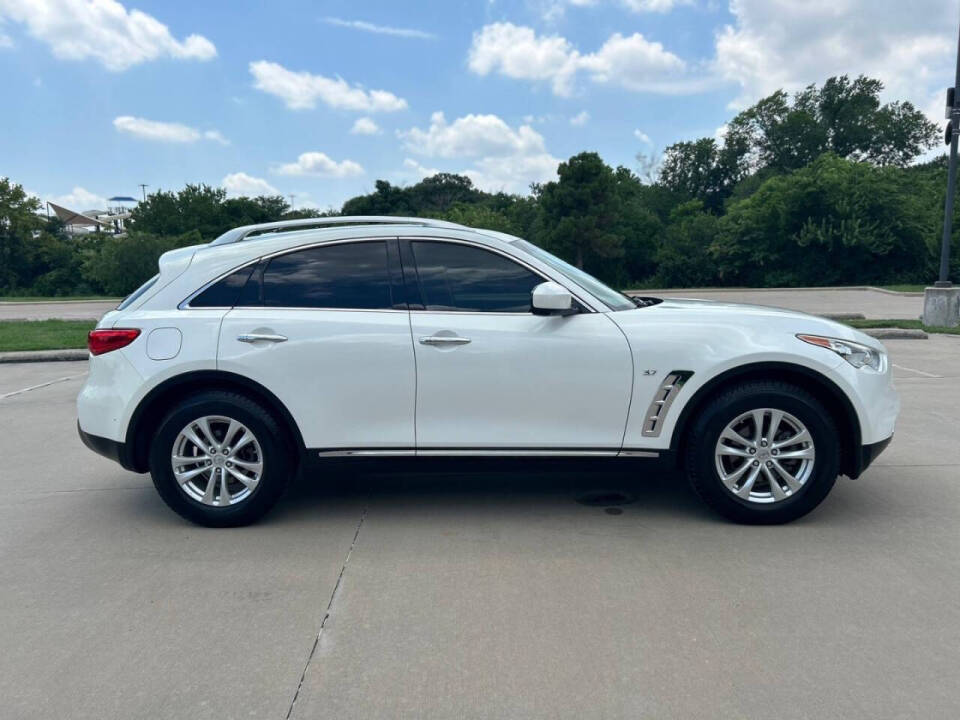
<box><xmin>88</xmin><ymin>328</ymin><xmax>141</xmax><ymax>356</ymax></box>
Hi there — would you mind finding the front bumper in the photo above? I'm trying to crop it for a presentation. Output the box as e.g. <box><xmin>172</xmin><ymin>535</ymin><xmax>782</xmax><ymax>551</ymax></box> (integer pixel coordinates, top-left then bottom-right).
<box><xmin>852</xmin><ymin>435</ymin><xmax>893</xmax><ymax>478</ymax></box>
<box><xmin>78</xmin><ymin>422</ymin><xmax>138</xmax><ymax>472</ymax></box>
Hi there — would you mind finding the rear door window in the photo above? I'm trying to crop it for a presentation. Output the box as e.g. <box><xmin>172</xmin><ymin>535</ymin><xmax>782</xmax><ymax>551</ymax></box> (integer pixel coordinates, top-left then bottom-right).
<box><xmin>261</xmin><ymin>241</ymin><xmax>393</xmax><ymax>309</ymax></box>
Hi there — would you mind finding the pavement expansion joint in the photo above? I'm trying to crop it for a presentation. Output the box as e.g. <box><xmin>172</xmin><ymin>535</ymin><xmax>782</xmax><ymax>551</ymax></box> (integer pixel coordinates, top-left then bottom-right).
<box><xmin>286</xmin><ymin>502</ymin><xmax>369</xmax><ymax>719</ymax></box>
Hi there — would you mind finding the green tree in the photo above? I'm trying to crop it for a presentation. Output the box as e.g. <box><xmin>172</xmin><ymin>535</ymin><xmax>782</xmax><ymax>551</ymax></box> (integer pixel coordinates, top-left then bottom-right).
<box><xmin>534</xmin><ymin>153</ymin><xmax>626</xmax><ymax>277</ymax></box>
<box><xmin>711</xmin><ymin>154</ymin><xmax>933</xmax><ymax>286</ymax></box>
<box><xmin>81</xmin><ymin>230</ymin><xmax>204</xmax><ymax>296</ymax></box>
<box><xmin>652</xmin><ymin>201</ymin><xmax>720</xmax><ymax>288</ymax></box>
<box><xmin>727</xmin><ymin>75</ymin><xmax>938</xmax><ymax>172</ymax></box>
<box><xmin>0</xmin><ymin>178</ymin><xmax>45</xmax><ymax>292</ymax></box>
<box><xmin>130</xmin><ymin>184</ymin><xmax>290</xmax><ymax>240</ymax></box>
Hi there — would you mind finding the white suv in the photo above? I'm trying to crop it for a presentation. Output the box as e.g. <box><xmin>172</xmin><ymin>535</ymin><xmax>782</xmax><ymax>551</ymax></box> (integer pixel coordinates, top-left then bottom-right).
<box><xmin>77</xmin><ymin>216</ymin><xmax>899</xmax><ymax>526</ymax></box>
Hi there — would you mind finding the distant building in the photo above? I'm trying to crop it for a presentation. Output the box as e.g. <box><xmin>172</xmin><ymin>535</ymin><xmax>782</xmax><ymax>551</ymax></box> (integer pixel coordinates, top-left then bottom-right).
<box><xmin>47</xmin><ymin>195</ymin><xmax>137</xmax><ymax>236</ymax></box>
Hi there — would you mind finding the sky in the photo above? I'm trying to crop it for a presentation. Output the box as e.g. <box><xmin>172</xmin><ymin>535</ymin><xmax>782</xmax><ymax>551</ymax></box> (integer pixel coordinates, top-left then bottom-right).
<box><xmin>0</xmin><ymin>0</ymin><xmax>958</xmax><ymax>212</ymax></box>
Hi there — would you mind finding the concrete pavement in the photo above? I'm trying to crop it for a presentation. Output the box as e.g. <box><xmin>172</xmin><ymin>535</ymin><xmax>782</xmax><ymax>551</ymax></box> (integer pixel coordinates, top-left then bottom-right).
<box><xmin>1</xmin><ymin>288</ymin><xmax>922</xmax><ymax>322</ymax></box>
<box><xmin>1</xmin><ymin>338</ymin><xmax>959</xmax><ymax>718</ymax></box>
<box><xmin>646</xmin><ymin>287</ymin><xmax>922</xmax><ymax>320</ymax></box>
<box><xmin>0</xmin><ymin>300</ymin><xmax>117</xmax><ymax>321</ymax></box>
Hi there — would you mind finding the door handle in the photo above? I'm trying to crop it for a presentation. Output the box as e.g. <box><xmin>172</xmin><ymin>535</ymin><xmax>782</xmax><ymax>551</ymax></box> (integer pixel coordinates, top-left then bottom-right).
<box><xmin>237</xmin><ymin>333</ymin><xmax>288</xmax><ymax>343</ymax></box>
<box><xmin>419</xmin><ymin>336</ymin><xmax>471</xmax><ymax>346</ymax></box>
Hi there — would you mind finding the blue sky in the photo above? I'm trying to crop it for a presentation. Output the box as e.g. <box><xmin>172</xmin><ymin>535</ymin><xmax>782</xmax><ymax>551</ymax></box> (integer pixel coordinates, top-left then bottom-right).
<box><xmin>0</xmin><ymin>0</ymin><xmax>956</xmax><ymax>211</ymax></box>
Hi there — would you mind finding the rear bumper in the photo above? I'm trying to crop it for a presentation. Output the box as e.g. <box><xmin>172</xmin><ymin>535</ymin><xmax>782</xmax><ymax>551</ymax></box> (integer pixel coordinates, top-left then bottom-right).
<box><xmin>78</xmin><ymin>421</ymin><xmax>138</xmax><ymax>472</ymax></box>
<box><xmin>850</xmin><ymin>435</ymin><xmax>893</xmax><ymax>478</ymax></box>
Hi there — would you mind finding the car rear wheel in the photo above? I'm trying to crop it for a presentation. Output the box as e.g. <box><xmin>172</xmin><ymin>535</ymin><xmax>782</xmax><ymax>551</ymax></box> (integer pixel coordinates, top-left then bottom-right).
<box><xmin>148</xmin><ymin>391</ymin><xmax>291</xmax><ymax>527</ymax></box>
<box><xmin>684</xmin><ymin>381</ymin><xmax>840</xmax><ymax>524</ymax></box>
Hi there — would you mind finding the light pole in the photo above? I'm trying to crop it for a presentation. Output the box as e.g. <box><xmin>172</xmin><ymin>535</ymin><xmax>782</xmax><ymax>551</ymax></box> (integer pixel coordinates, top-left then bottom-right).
<box><xmin>937</xmin><ymin>10</ymin><xmax>960</xmax><ymax>288</ymax></box>
<box><xmin>924</xmin><ymin>6</ymin><xmax>960</xmax><ymax>327</ymax></box>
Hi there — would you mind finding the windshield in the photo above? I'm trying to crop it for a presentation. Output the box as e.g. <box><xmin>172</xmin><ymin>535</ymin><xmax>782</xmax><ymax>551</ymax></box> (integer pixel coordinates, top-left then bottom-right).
<box><xmin>513</xmin><ymin>239</ymin><xmax>636</xmax><ymax>311</ymax></box>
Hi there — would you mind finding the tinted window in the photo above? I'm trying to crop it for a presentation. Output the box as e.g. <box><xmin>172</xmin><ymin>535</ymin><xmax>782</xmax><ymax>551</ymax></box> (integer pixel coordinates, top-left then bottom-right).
<box><xmin>411</xmin><ymin>241</ymin><xmax>542</xmax><ymax>312</ymax></box>
<box><xmin>262</xmin><ymin>241</ymin><xmax>392</xmax><ymax>309</ymax></box>
<box><xmin>190</xmin><ymin>264</ymin><xmax>256</xmax><ymax>307</ymax></box>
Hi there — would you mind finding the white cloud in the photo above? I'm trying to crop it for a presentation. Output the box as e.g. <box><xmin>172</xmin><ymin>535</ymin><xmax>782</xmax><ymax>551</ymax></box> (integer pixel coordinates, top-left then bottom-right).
<box><xmin>544</xmin><ymin>0</ymin><xmax>689</xmax><ymax>18</ymax></box>
<box><xmin>634</xmin><ymin>129</ymin><xmax>652</xmax><ymax>144</ymax></box>
<box><xmin>350</xmin><ymin>117</ymin><xmax>381</xmax><ymax>135</ymax></box>
<box><xmin>399</xmin><ymin>111</ymin><xmax>559</xmax><ymax>193</ymax></box>
<box><xmin>399</xmin><ymin>111</ymin><xmax>549</xmax><ymax>159</ymax></box>
<box><xmin>0</xmin><ymin>30</ymin><xmax>12</xmax><ymax>48</ymax></box>
<box><xmin>467</xmin><ymin>22</ymin><xmax>692</xmax><ymax>96</ymax></box>
<box><xmin>274</xmin><ymin>152</ymin><xmax>365</xmax><ymax>178</ymax></box>
<box><xmin>113</xmin><ymin>116</ymin><xmax>227</xmax><ymax>144</ymax></box>
<box><xmin>0</xmin><ymin>0</ymin><xmax>215</xmax><ymax>71</ymax></box>
<box><xmin>322</xmin><ymin>17</ymin><xmax>435</xmax><ymax>40</ymax></box>
<box><xmin>714</xmin><ymin>0</ymin><xmax>955</xmax><ymax>110</ymax></box>
<box><xmin>203</xmin><ymin>129</ymin><xmax>230</xmax><ymax>145</ymax></box>
<box><xmin>466</xmin><ymin>153</ymin><xmax>559</xmax><ymax>194</ymax></box>
<box><xmin>403</xmin><ymin>158</ymin><xmax>441</xmax><ymax>179</ymax></box>
<box><xmin>222</xmin><ymin>172</ymin><xmax>279</xmax><ymax>197</ymax></box>
<box><xmin>570</xmin><ymin>110</ymin><xmax>590</xmax><ymax>126</ymax></box>
<box><xmin>620</xmin><ymin>0</ymin><xmax>689</xmax><ymax>11</ymax></box>
<box><xmin>468</xmin><ymin>23</ymin><xmax>581</xmax><ymax>95</ymax></box>
<box><xmin>47</xmin><ymin>186</ymin><xmax>107</xmax><ymax>210</ymax></box>
<box><xmin>249</xmin><ymin>60</ymin><xmax>407</xmax><ymax>112</ymax></box>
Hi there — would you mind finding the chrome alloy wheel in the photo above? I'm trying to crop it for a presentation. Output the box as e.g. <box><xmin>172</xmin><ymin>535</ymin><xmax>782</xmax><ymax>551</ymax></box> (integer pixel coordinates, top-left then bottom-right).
<box><xmin>171</xmin><ymin>415</ymin><xmax>263</xmax><ymax>507</ymax></box>
<box><xmin>714</xmin><ymin>408</ymin><xmax>816</xmax><ymax>504</ymax></box>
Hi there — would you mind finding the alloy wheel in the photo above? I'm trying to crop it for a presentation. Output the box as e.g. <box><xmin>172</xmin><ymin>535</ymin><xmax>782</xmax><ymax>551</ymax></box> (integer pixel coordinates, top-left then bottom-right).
<box><xmin>171</xmin><ymin>415</ymin><xmax>263</xmax><ymax>507</ymax></box>
<box><xmin>714</xmin><ymin>408</ymin><xmax>816</xmax><ymax>504</ymax></box>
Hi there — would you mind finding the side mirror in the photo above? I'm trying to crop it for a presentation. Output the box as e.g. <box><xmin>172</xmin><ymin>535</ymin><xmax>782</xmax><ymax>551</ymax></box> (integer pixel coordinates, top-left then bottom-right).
<box><xmin>532</xmin><ymin>281</ymin><xmax>577</xmax><ymax>316</ymax></box>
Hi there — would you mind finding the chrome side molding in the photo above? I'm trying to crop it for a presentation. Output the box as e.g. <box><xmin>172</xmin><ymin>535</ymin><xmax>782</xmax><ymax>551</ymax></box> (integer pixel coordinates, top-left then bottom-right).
<box><xmin>317</xmin><ymin>448</ymin><xmax>660</xmax><ymax>458</ymax></box>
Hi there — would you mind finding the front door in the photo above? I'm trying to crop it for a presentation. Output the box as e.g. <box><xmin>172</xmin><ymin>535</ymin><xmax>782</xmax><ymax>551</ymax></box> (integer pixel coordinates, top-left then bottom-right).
<box><xmin>403</xmin><ymin>239</ymin><xmax>633</xmax><ymax>451</ymax></box>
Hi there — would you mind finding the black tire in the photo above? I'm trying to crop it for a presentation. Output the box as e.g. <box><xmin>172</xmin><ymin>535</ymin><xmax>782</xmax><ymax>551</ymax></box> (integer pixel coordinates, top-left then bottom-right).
<box><xmin>683</xmin><ymin>381</ymin><xmax>840</xmax><ymax>524</ymax></box>
<box><xmin>148</xmin><ymin>391</ymin><xmax>292</xmax><ymax>527</ymax></box>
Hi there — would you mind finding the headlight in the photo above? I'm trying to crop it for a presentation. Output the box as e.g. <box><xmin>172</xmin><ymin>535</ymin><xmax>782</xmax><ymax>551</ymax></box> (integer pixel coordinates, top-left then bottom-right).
<box><xmin>797</xmin><ymin>334</ymin><xmax>884</xmax><ymax>371</ymax></box>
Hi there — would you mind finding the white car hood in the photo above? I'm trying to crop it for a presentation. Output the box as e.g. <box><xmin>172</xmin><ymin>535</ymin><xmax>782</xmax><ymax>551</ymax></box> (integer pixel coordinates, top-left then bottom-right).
<box><xmin>629</xmin><ymin>297</ymin><xmax>883</xmax><ymax>350</ymax></box>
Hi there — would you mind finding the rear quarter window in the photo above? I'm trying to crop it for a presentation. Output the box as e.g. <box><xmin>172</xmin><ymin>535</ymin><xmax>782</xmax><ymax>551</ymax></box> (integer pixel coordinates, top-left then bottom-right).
<box><xmin>189</xmin><ymin>264</ymin><xmax>257</xmax><ymax>308</ymax></box>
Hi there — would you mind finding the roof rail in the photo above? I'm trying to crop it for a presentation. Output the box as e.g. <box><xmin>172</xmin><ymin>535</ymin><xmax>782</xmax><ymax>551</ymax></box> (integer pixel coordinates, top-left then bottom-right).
<box><xmin>208</xmin><ymin>216</ymin><xmax>468</xmax><ymax>246</ymax></box>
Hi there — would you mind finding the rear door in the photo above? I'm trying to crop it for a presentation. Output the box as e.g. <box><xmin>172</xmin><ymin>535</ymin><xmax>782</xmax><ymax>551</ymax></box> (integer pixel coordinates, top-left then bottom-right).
<box><xmin>403</xmin><ymin>238</ymin><xmax>633</xmax><ymax>451</ymax></box>
<box><xmin>217</xmin><ymin>238</ymin><xmax>415</xmax><ymax>450</ymax></box>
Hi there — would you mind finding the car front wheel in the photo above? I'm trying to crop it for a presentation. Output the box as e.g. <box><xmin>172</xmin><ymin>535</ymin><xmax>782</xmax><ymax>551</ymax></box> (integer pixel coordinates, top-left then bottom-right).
<box><xmin>148</xmin><ymin>391</ymin><xmax>291</xmax><ymax>527</ymax></box>
<box><xmin>684</xmin><ymin>381</ymin><xmax>840</xmax><ymax>524</ymax></box>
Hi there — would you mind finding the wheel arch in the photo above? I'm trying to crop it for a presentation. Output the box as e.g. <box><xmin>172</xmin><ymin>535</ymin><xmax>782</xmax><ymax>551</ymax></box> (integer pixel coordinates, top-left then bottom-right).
<box><xmin>669</xmin><ymin>362</ymin><xmax>864</xmax><ymax>478</ymax></box>
<box><xmin>124</xmin><ymin>370</ymin><xmax>307</xmax><ymax>473</ymax></box>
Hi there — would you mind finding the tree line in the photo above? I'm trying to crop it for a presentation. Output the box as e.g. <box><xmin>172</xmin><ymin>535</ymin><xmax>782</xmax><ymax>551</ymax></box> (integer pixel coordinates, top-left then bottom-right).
<box><xmin>1</xmin><ymin>75</ymin><xmax>957</xmax><ymax>297</ymax></box>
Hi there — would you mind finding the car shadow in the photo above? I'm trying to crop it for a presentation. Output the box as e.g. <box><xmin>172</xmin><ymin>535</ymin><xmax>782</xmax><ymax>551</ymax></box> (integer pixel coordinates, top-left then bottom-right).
<box><xmin>269</xmin><ymin>457</ymin><xmax>716</xmax><ymax>523</ymax></box>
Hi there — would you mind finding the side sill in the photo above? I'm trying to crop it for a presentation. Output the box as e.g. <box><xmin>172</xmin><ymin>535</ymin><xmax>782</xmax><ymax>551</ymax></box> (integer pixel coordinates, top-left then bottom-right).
<box><xmin>315</xmin><ymin>448</ymin><xmax>660</xmax><ymax>459</ymax></box>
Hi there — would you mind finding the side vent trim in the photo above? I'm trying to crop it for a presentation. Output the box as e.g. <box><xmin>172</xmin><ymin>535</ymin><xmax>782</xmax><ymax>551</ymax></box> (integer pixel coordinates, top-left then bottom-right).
<box><xmin>641</xmin><ymin>371</ymin><xmax>693</xmax><ymax>437</ymax></box>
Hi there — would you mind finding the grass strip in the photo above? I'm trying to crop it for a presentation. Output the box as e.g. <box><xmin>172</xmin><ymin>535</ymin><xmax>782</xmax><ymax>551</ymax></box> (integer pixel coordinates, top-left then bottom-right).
<box><xmin>846</xmin><ymin>319</ymin><xmax>960</xmax><ymax>336</ymax></box>
<box><xmin>0</xmin><ymin>320</ymin><xmax>95</xmax><ymax>352</ymax></box>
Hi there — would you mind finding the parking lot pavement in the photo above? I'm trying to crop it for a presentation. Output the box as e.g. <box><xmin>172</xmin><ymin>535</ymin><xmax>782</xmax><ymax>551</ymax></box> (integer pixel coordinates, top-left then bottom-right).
<box><xmin>2</xmin><ymin>337</ymin><xmax>959</xmax><ymax>719</ymax></box>
<box><xmin>0</xmin><ymin>300</ymin><xmax>116</xmax><ymax>321</ymax></box>
<box><xmin>0</xmin><ymin>288</ymin><xmax>921</xmax><ymax>322</ymax></box>
<box><xmin>649</xmin><ymin>287</ymin><xmax>921</xmax><ymax>320</ymax></box>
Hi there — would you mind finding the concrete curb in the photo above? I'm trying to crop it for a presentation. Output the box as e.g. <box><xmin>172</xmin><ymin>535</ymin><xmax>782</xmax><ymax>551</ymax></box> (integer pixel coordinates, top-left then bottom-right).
<box><xmin>0</xmin><ymin>349</ymin><xmax>88</xmax><ymax>363</ymax></box>
<box><xmin>862</xmin><ymin>328</ymin><xmax>928</xmax><ymax>340</ymax></box>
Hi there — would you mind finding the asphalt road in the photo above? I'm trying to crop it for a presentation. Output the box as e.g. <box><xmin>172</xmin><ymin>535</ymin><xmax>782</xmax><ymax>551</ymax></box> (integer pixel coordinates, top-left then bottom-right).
<box><xmin>0</xmin><ymin>287</ymin><xmax>921</xmax><ymax>321</ymax></box>
<box><xmin>2</xmin><ymin>338</ymin><xmax>959</xmax><ymax>718</ymax></box>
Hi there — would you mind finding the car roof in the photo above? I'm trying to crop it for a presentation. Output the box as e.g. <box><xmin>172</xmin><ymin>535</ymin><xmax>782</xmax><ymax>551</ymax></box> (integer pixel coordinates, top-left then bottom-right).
<box><xmin>195</xmin><ymin>220</ymin><xmax>523</xmax><ymax>268</ymax></box>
